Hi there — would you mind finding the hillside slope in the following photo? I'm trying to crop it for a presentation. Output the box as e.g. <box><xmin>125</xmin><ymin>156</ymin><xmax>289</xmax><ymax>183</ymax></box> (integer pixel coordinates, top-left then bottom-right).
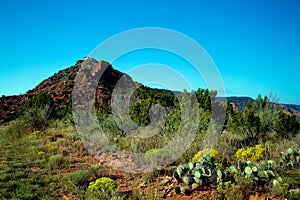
<box><xmin>1</xmin><ymin>58</ymin><xmax>300</xmax><ymax>122</ymax></box>
<box><xmin>0</xmin><ymin>58</ymin><xmax>137</xmax><ymax>122</ymax></box>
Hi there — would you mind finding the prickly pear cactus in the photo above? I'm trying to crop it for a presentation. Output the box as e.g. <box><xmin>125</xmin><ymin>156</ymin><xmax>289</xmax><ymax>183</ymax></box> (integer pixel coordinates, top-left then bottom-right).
<box><xmin>174</xmin><ymin>154</ymin><xmax>228</xmax><ymax>193</ymax></box>
<box><xmin>237</xmin><ymin>159</ymin><xmax>276</xmax><ymax>186</ymax></box>
<box><xmin>280</xmin><ymin>148</ymin><xmax>300</xmax><ymax>169</ymax></box>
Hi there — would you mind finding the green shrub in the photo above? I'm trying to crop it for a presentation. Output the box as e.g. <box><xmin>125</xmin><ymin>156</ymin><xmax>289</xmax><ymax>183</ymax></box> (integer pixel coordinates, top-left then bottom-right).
<box><xmin>4</xmin><ymin>119</ymin><xmax>30</xmax><ymax>139</ymax></box>
<box><xmin>56</xmin><ymin>138</ymin><xmax>68</xmax><ymax>146</ymax></box>
<box><xmin>47</xmin><ymin>154</ymin><xmax>65</xmax><ymax>170</ymax></box>
<box><xmin>59</xmin><ymin>175</ymin><xmax>77</xmax><ymax>193</ymax></box>
<box><xmin>233</xmin><ymin>176</ymin><xmax>254</xmax><ymax>199</ymax></box>
<box><xmin>46</xmin><ymin>142</ymin><xmax>58</xmax><ymax>154</ymax></box>
<box><xmin>37</xmin><ymin>151</ymin><xmax>46</xmax><ymax>158</ymax></box>
<box><xmin>275</xmin><ymin>110</ymin><xmax>300</xmax><ymax>138</ymax></box>
<box><xmin>27</xmin><ymin>131</ymin><xmax>42</xmax><ymax>145</ymax></box>
<box><xmin>86</xmin><ymin>177</ymin><xmax>124</xmax><ymax>200</ymax></box>
<box><xmin>72</xmin><ymin>140</ymin><xmax>88</xmax><ymax>156</ymax></box>
<box><xmin>21</xmin><ymin>106</ymin><xmax>51</xmax><ymax>131</ymax></box>
<box><xmin>20</xmin><ymin>92</ymin><xmax>56</xmax><ymax>131</ymax></box>
<box><xmin>271</xmin><ymin>176</ymin><xmax>294</xmax><ymax>198</ymax></box>
<box><xmin>215</xmin><ymin>181</ymin><xmax>244</xmax><ymax>200</ymax></box>
<box><xmin>98</xmin><ymin>114</ymin><xmax>122</xmax><ymax>139</ymax></box>
<box><xmin>69</xmin><ymin>170</ymin><xmax>92</xmax><ymax>186</ymax></box>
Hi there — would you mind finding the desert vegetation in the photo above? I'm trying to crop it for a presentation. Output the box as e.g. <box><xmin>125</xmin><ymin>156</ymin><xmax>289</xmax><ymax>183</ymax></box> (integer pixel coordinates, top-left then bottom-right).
<box><xmin>1</xmin><ymin>85</ymin><xmax>300</xmax><ymax>199</ymax></box>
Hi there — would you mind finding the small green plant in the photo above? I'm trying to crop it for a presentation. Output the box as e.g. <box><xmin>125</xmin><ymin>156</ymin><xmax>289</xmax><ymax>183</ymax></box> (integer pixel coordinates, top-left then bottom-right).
<box><xmin>86</xmin><ymin>177</ymin><xmax>123</xmax><ymax>200</ymax></box>
<box><xmin>37</xmin><ymin>151</ymin><xmax>46</xmax><ymax>158</ymax></box>
<box><xmin>288</xmin><ymin>189</ymin><xmax>300</xmax><ymax>199</ymax></box>
<box><xmin>215</xmin><ymin>181</ymin><xmax>244</xmax><ymax>200</ymax></box>
<box><xmin>30</xmin><ymin>130</ymin><xmax>42</xmax><ymax>136</ymax></box>
<box><xmin>271</xmin><ymin>176</ymin><xmax>295</xmax><ymax>198</ymax></box>
<box><xmin>72</xmin><ymin>140</ymin><xmax>88</xmax><ymax>156</ymax></box>
<box><xmin>47</xmin><ymin>154</ymin><xmax>65</xmax><ymax>171</ymax></box>
<box><xmin>46</xmin><ymin>141</ymin><xmax>58</xmax><ymax>153</ymax></box>
<box><xmin>272</xmin><ymin>177</ymin><xmax>288</xmax><ymax>191</ymax></box>
<box><xmin>69</xmin><ymin>170</ymin><xmax>92</xmax><ymax>186</ymax></box>
<box><xmin>56</xmin><ymin>138</ymin><xmax>68</xmax><ymax>146</ymax></box>
<box><xmin>235</xmin><ymin>144</ymin><xmax>266</xmax><ymax>162</ymax></box>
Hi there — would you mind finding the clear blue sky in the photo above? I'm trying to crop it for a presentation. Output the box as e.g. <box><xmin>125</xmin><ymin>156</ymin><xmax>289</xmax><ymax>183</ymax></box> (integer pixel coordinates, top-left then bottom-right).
<box><xmin>0</xmin><ymin>0</ymin><xmax>300</xmax><ymax>104</ymax></box>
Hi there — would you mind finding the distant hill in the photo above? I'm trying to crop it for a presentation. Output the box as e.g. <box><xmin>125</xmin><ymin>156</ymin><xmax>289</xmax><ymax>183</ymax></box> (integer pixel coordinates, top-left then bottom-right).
<box><xmin>1</xmin><ymin>58</ymin><xmax>300</xmax><ymax>123</ymax></box>
<box><xmin>217</xmin><ymin>97</ymin><xmax>300</xmax><ymax>118</ymax></box>
<box><xmin>279</xmin><ymin>103</ymin><xmax>300</xmax><ymax>118</ymax></box>
<box><xmin>216</xmin><ymin>96</ymin><xmax>254</xmax><ymax>108</ymax></box>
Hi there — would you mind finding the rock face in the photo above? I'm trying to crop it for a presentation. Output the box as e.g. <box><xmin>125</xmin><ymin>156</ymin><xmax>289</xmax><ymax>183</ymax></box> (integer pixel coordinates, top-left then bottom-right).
<box><xmin>0</xmin><ymin>57</ymin><xmax>139</xmax><ymax>122</ymax></box>
<box><xmin>72</xmin><ymin>57</ymin><xmax>140</xmax><ymax>112</ymax></box>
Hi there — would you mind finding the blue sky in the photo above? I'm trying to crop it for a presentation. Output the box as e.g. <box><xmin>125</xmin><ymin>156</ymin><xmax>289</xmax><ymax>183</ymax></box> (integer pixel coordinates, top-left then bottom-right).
<box><xmin>0</xmin><ymin>0</ymin><xmax>300</xmax><ymax>104</ymax></box>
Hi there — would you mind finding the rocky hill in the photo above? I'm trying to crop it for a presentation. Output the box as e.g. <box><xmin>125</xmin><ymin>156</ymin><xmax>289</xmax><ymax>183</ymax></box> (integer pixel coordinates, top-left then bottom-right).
<box><xmin>217</xmin><ymin>96</ymin><xmax>300</xmax><ymax>118</ymax></box>
<box><xmin>1</xmin><ymin>58</ymin><xmax>300</xmax><ymax>123</ymax></box>
<box><xmin>0</xmin><ymin>58</ymin><xmax>138</xmax><ymax>123</ymax></box>
<box><xmin>279</xmin><ymin>103</ymin><xmax>300</xmax><ymax>118</ymax></box>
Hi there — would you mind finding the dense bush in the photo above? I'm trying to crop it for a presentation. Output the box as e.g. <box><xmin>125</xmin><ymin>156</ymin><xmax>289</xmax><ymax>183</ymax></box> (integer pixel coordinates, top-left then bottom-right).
<box><xmin>225</xmin><ymin>94</ymin><xmax>300</xmax><ymax>145</ymax></box>
<box><xmin>275</xmin><ymin>110</ymin><xmax>300</xmax><ymax>138</ymax></box>
<box><xmin>20</xmin><ymin>92</ymin><xmax>55</xmax><ymax>131</ymax></box>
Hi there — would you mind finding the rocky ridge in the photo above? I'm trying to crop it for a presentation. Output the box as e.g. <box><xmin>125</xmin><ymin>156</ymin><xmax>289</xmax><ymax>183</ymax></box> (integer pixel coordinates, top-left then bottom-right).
<box><xmin>1</xmin><ymin>58</ymin><xmax>300</xmax><ymax>122</ymax></box>
<box><xmin>0</xmin><ymin>58</ymin><xmax>138</xmax><ymax>122</ymax></box>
